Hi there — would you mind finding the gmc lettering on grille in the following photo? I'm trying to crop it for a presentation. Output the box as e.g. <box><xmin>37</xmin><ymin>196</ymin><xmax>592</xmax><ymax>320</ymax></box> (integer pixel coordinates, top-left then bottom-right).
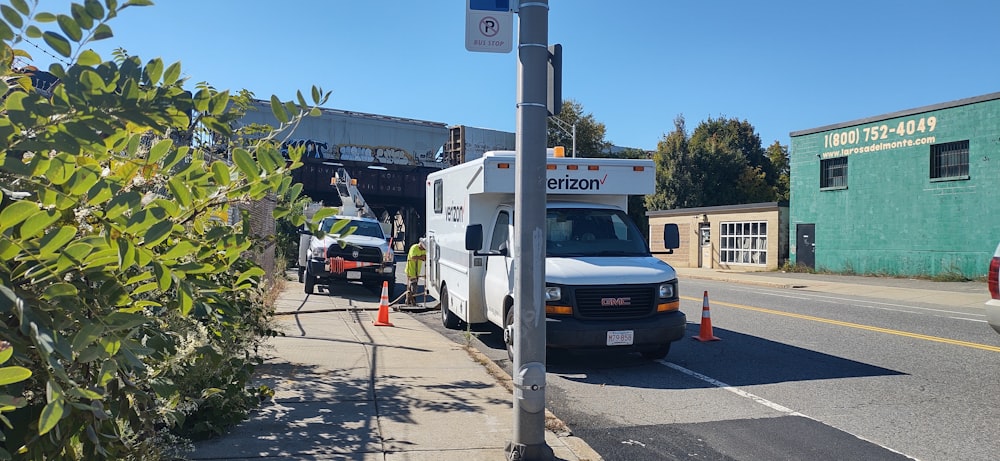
<box><xmin>601</xmin><ymin>297</ymin><xmax>631</xmax><ymax>306</ymax></box>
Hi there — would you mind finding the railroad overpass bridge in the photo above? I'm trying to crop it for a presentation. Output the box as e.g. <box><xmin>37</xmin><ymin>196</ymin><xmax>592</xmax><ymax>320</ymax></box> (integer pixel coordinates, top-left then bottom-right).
<box><xmin>238</xmin><ymin>101</ymin><xmax>506</xmax><ymax>250</ymax></box>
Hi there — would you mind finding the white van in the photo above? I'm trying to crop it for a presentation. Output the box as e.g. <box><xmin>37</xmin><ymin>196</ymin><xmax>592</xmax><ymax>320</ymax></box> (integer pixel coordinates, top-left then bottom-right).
<box><xmin>425</xmin><ymin>151</ymin><xmax>682</xmax><ymax>359</ymax></box>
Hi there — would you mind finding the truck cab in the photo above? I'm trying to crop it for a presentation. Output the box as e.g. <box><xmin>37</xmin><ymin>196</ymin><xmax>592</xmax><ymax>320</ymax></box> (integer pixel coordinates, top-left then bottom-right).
<box><xmin>465</xmin><ymin>202</ymin><xmax>683</xmax><ymax>359</ymax></box>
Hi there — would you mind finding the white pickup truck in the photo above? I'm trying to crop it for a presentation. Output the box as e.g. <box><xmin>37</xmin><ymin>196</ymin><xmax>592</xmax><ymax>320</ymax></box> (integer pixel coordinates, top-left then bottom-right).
<box><xmin>302</xmin><ymin>215</ymin><xmax>397</xmax><ymax>299</ymax></box>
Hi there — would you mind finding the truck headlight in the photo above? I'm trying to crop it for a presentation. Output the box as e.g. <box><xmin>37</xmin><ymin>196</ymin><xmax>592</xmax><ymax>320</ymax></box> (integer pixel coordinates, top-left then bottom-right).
<box><xmin>544</xmin><ymin>286</ymin><xmax>561</xmax><ymax>302</ymax></box>
<box><xmin>383</xmin><ymin>248</ymin><xmax>394</xmax><ymax>263</ymax></box>
<box><xmin>658</xmin><ymin>283</ymin><xmax>675</xmax><ymax>299</ymax></box>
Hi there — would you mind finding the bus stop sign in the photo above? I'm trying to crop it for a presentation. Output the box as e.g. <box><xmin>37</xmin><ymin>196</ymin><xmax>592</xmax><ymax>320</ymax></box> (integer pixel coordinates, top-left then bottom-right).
<box><xmin>466</xmin><ymin>0</ymin><xmax>513</xmax><ymax>53</ymax></box>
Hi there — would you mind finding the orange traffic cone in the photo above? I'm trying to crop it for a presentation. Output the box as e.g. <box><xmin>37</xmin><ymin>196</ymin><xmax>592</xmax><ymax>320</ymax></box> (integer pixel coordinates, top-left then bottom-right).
<box><xmin>373</xmin><ymin>281</ymin><xmax>394</xmax><ymax>327</ymax></box>
<box><xmin>692</xmin><ymin>290</ymin><xmax>720</xmax><ymax>341</ymax></box>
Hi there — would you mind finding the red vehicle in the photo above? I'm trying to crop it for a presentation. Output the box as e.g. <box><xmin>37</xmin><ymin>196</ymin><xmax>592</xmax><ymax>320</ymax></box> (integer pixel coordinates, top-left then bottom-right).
<box><xmin>987</xmin><ymin>242</ymin><xmax>1000</xmax><ymax>334</ymax></box>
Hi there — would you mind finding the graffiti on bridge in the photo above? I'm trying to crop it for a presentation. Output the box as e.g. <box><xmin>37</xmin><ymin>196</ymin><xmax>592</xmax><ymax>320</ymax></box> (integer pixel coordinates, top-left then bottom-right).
<box><xmin>280</xmin><ymin>138</ymin><xmax>421</xmax><ymax>166</ymax></box>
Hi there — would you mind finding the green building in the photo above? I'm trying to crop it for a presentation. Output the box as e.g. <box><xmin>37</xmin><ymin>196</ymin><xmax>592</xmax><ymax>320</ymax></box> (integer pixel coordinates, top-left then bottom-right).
<box><xmin>789</xmin><ymin>92</ymin><xmax>1000</xmax><ymax>278</ymax></box>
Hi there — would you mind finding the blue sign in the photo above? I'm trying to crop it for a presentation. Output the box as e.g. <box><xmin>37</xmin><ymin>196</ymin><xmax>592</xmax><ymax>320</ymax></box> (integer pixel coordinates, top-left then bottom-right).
<box><xmin>469</xmin><ymin>0</ymin><xmax>510</xmax><ymax>12</ymax></box>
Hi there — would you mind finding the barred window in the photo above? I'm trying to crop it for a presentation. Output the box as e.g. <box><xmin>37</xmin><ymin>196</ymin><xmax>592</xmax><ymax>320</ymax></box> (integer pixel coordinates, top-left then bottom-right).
<box><xmin>720</xmin><ymin>221</ymin><xmax>767</xmax><ymax>266</ymax></box>
<box><xmin>930</xmin><ymin>140</ymin><xmax>969</xmax><ymax>180</ymax></box>
<box><xmin>820</xmin><ymin>156</ymin><xmax>848</xmax><ymax>189</ymax></box>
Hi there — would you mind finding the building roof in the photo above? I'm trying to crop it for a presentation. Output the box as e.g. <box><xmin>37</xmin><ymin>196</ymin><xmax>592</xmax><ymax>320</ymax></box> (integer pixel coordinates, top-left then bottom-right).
<box><xmin>646</xmin><ymin>201</ymin><xmax>787</xmax><ymax>217</ymax></box>
<box><xmin>789</xmin><ymin>91</ymin><xmax>1000</xmax><ymax>137</ymax></box>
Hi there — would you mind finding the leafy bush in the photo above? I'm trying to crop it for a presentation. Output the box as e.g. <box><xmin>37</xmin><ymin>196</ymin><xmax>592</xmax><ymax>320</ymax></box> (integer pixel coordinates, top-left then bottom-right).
<box><xmin>0</xmin><ymin>1</ymin><xmax>328</xmax><ymax>458</ymax></box>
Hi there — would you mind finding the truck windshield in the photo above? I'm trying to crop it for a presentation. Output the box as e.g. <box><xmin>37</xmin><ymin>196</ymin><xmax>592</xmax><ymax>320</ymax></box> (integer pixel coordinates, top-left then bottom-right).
<box><xmin>546</xmin><ymin>208</ymin><xmax>649</xmax><ymax>257</ymax></box>
<box><xmin>320</xmin><ymin>218</ymin><xmax>385</xmax><ymax>239</ymax></box>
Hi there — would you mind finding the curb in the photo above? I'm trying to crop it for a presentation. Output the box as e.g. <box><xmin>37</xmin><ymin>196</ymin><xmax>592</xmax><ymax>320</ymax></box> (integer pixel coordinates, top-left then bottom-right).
<box><xmin>680</xmin><ymin>272</ymin><xmax>796</xmax><ymax>289</ymax></box>
<box><xmin>463</xmin><ymin>345</ymin><xmax>605</xmax><ymax>461</ymax></box>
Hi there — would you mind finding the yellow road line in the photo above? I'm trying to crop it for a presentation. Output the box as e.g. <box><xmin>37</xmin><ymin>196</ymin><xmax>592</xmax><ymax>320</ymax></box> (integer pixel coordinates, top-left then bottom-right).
<box><xmin>681</xmin><ymin>295</ymin><xmax>1000</xmax><ymax>353</ymax></box>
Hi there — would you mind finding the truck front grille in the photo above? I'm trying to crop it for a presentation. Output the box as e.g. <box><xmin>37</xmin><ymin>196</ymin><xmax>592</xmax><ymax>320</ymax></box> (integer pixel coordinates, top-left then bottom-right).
<box><xmin>573</xmin><ymin>285</ymin><xmax>656</xmax><ymax>320</ymax></box>
<box><xmin>326</xmin><ymin>245</ymin><xmax>383</xmax><ymax>263</ymax></box>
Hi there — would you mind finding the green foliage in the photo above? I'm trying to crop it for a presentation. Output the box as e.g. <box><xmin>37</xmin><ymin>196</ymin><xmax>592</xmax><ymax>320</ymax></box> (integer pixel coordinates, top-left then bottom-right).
<box><xmin>0</xmin><ymin>1</ymin><xmax>330</xmax><ymax>458</ymax></box>
<box><xmin>647</xmin><ymin>115</ymin><xmax>694</xmax><ymax>210</ymax></box>
<box><xmin>766</xmin><ymin>141</ymin><xmax>790</xmax><ymax>202</ymax></box>
<box><xmin>275</xmin><ymin>193</ymin><xmax>312</xmax><ymax>267</ymax></box>
<box><xmin>646</xmin><ymin>115</ymin><xmax>789</xmax><ymax>210</ymax></box>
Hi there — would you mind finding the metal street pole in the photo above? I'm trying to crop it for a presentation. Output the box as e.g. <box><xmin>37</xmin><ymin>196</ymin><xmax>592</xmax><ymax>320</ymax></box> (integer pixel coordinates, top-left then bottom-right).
<box><xmin>508</xmin><ymin>1</ymin><xmax>553</xmax><ymax>460</ymax></box>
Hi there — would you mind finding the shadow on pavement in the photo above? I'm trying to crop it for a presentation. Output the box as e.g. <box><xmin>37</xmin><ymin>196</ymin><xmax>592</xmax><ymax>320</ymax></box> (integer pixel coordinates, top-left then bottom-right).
<box><xmin>549</xmin><ymin>322</ymin><xmax>904</xmax><ymax>389</ymax></box>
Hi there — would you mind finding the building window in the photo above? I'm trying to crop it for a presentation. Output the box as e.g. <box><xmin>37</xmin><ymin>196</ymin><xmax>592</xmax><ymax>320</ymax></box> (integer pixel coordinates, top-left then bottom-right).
<box><xmin>930</xmin><ymin>140</ymin><xmax>969</xmax><ymax>180</ymax></box>
<box><xmin>820</xmin><ymin>157</ymin><xmax>848</xmax><ymax>189</ymax></box>
<box><xmin>720</xmin><ymin>221</ymin><xmax>767</xmax><ymax>266</ymax></box>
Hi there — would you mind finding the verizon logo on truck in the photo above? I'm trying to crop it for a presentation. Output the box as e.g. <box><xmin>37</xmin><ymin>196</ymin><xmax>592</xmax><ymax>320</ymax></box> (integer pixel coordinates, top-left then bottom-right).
<box><xmin>547</xmin><ymin>174</ymin><xmax>607</xmax><ymax>191</ymax></box>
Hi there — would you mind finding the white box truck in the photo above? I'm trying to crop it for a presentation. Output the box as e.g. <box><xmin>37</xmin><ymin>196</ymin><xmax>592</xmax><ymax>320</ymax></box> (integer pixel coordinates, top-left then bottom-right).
<box><xmin>425</xmin><ymin>151</ymin><xmax>682</xmax><ymax>359</ymax></box>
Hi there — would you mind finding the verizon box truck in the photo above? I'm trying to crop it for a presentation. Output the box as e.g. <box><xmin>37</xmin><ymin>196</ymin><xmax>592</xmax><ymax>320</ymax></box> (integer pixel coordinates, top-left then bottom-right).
<box><xmin>425</xmin><ymin>151</ymin><xmax>682</xmax><ymax>359</ymax></box>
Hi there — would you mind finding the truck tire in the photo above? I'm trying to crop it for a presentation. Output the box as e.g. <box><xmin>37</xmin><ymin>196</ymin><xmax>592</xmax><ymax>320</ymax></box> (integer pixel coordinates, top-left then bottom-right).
<box><xmin>640</xmin><ymin>343</ymin><xmax>671</xmax><ymax>360</ymax></box>
<box><xmin>367</xmin><ymin>280</ymin><xmax>396</xmax><ymax>301</ymax></box>
<box><xmin>297</xmin><ymin>266</ymin><xmax>304</xmax><ymax>283</ymax></box>
<box><xmin>304</xmin><ymin>270</ymin><xmax>316</xmax><ymax>295</ymax></box>
<box><xmin>504</xmin><ymin>307</ymin><xmax>515</xmax><ymax>362</ymax></box>
<box><xmin>440</xmin><ymin>285</ymin><xmax>461</xmax><ymax>329</ymax></box>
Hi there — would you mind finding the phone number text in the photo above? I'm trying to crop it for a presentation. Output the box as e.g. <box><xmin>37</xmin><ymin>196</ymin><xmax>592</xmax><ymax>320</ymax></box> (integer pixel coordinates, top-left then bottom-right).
<box><xmin>823</xmin><ymin>116</ymin><xmax>937</xmax><ymax>149</ymax></box>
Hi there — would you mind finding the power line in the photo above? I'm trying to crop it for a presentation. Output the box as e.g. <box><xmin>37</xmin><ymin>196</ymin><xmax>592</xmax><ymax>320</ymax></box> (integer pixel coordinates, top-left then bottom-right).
<box><xmin>19</xmin><ymin>37</ymin><xmax>73</xmax><ymax>67</ymax></box>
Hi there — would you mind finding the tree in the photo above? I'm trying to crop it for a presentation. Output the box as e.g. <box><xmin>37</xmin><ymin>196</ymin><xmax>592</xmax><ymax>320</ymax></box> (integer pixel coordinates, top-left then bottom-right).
<box><xmin>646</xmin><ymin>115</ymin><xmax>695</xmax><ymax>210</ymax></box>
<box><xmin>647</xmin><ymin>115</ymin><xmax>786</xmax><ymax>210</ymax></box>
<box><xmin>766</xmin><ymin>141</ymin><xmax>790</xmax><ymax>201</ymax></box>
<box><xmin>0</xmin><ymin>2</ymin><xmax>329</xmax><ymax>458</ymax></box>
<box><xmin>546</xmin><ymin>99</ymin><xmax>611</xmax><ymax>157</ymax></box>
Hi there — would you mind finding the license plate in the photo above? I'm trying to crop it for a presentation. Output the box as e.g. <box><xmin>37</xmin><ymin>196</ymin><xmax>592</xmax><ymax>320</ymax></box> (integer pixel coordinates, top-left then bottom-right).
<box><xmin>347</xmin><ymin>271</ymin><xmax>361</xmax><ymax>280</ymax></box>
<box><xmin>607</xmin><ymin>330</ymin><xmax>634</xmax><ymax>346</ymax></box>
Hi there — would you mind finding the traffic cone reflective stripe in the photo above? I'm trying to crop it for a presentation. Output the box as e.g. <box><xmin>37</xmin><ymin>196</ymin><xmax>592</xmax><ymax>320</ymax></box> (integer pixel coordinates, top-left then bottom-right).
<box><xmin>373</xmin><ymin>281</ymin><xmax>394</xmax><ymax>327</ymax></box>
<box><xmin>692</xmin><ymin>290</ymin><xmax>720</xmax><ymax>342</ymax></box>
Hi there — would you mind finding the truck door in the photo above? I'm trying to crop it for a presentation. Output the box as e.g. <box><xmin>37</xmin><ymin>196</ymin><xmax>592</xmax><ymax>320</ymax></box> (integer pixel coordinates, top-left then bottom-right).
<box><xmin>483</xmin><ymin>208</ymin><xmax>513</xmax><ymax>326</ymax></box>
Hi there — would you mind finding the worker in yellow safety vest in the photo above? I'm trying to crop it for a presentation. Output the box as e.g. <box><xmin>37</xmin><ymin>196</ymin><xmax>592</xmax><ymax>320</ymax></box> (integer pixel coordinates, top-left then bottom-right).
<box><xmin>405</xmin><ymin>238</ymin><xmax>427</xmax><ymax>305</ymax></box>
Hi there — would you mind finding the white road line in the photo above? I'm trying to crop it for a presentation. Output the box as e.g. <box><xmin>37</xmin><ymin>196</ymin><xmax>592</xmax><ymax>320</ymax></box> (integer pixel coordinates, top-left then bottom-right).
<box><xmin>658</xmin><ymin>361</ymin><xmax>805</xmax><ymax>416</ymax></box>
<box><xmin>658</xmin><ymin>360</ymin><xmax>920</xmax><ymax>460</ymax></box>
<box><xmin>950</xmin><ymin>317</ymin><xmax>987</xmax><ymax>323</ymax></box>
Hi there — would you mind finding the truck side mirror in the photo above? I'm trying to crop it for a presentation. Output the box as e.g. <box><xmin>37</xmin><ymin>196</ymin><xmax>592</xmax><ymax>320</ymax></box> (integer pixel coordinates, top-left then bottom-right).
<box><xmin>465</xmin><ymin>224</ymin><xmax>484</xmax><ymax>251</ymax></box>
<box><xmin>659</xmin><ymin>223</ymin><xmax>680</xmax><ymax>255</ymax></box>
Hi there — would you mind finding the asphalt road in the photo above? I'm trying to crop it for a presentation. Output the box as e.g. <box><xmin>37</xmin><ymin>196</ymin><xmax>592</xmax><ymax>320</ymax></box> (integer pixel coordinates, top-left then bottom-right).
<box><xmin>407</xmin><ymin>276</ymin><xmax>1000</xmax><ymax>461</ymax></box>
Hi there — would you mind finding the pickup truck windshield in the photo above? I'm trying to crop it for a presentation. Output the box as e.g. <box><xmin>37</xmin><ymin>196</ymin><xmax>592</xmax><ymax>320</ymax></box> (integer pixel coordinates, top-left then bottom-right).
<box><xmin>546</xmin><ymin>208</ymin><xmax>649</xmax><ymax>257</ymax></box>
<box><xmin>320</xmin><ymin>218</ymin><xmax>385</xmax><ymax>239</ymax></box>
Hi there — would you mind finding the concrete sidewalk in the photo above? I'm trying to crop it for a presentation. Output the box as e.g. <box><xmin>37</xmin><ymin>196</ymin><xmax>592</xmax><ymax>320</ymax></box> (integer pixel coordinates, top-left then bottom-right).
<box><xmin>675</xmin><ymin>266</ymin><xmax>988</xmax><ymax>310</ymax></box>
<box><xmin>190</xmin><ymin>276</ymin><xmax>601</xmax><ymax>461</ymax></box>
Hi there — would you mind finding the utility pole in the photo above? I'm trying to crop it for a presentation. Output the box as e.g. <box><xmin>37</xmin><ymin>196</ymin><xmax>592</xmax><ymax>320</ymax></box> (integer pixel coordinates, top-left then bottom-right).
<box><xmin>508</xmin><ymin>0</ymin><xmax>553</xmax><ymax>460</ymax></box>
<box><xmin>548</xmin><ymin>116</ymin><xmax>576</xmax><ymax>157</ymax></box>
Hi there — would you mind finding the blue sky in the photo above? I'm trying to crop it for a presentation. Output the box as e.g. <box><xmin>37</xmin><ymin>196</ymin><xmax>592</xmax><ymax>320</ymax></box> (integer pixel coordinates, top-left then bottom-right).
<box><xmin>29</xmin><ymin>0</ymin><xmax>1000</xmax><ymax>151</ymax></box>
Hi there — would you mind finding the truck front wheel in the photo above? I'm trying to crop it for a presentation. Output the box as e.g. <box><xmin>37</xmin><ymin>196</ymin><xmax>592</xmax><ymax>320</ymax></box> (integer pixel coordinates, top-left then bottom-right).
<box><xmin>440</xmin><ymin>285</ymin><xmax>461</xmax><ymax>329</ymax></box>
<box><xmin>304</xmin><ymin>268</ymin><xmax>316</xmax><ymax>295</ymax></box>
